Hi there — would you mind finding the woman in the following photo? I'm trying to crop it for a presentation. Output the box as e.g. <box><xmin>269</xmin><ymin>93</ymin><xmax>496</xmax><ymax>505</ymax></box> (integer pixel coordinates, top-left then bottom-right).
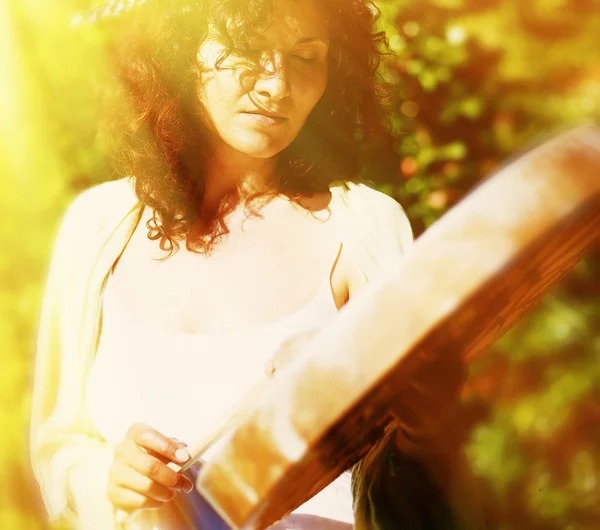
<box><xmin>31</xmin><ymin>0</ymin><xmax>479</xmax><ymax>528</ymax></box>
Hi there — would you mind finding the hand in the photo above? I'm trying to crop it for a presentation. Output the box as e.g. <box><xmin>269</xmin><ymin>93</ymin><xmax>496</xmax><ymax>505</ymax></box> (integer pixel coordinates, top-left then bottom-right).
<box><xmin>107</xmin><ymin>423</ymin><xmax>194</xmax><ymax>514</ymax></box>
<box><xmin>390</xmin><ymin>351</ymin><xmax>468</xmax><ymax>456</ymax></box>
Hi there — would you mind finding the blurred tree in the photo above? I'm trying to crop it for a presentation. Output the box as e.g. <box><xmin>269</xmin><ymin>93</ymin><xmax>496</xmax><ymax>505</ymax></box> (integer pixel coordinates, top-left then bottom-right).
<box><xmin>372</xmin><ymin>1</ymin><xmax>600</xmax><ymax>528</ymax></box>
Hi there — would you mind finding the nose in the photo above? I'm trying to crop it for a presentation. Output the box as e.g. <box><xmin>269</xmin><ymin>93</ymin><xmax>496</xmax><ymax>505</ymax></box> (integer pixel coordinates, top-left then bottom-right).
<box><xmin>253</xmin><ymin>51</ymin><xmax>291</xmax><ymax>101</ymax></box>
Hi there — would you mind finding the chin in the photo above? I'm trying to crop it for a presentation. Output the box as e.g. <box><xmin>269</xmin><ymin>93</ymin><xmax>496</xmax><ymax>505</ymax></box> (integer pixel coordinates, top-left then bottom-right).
<box><xmin>229</xmin><ymin>134</ymin><xmax>292</xmax><ymax>159</ymax></box>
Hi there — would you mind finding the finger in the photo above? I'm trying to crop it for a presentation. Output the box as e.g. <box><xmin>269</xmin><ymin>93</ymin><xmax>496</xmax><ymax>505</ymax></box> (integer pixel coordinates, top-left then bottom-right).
<box><xmin>149</xmin><ymin>437</ymin><xmax>189</xmax><ymax>465</ymax></box>
<box><xmin>107</xmin><ymin>482</ymin><xmax>168</xmax><ymax>512</ymax></box>
<box><xmin>112</xmin><ymin>462</ymin><xmax>178</xmax><ymax>502</ymax></box>
<box><xmin>122</xmin><ymin>449</ymin><xmax>193</xmax><ymax>492</ymax></box>
<box><xmin>126</xmin><ymin>423</ymin><xmax>190</xmax><ymax>464</ymax></box>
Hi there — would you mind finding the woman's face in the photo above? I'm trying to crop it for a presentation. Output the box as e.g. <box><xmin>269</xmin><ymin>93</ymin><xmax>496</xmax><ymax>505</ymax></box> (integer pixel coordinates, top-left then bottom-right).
<box><xmin>196</xmin><ymin>0</ymin><xmax>329</xmax><ymax>160</ymax></box>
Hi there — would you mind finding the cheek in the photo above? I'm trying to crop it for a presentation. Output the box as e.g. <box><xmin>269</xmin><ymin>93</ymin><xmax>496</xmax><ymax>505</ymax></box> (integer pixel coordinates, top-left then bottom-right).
<box><xmin>197</xmin><ymin>43</ymin><xmax>248</xmax><ymax>121</ymax></box>
<box><xmin>199</xmin><ymin>70</ymin><xmax>242</xmax><ymax>119</ymax></box>
<box><xmin>293</xmin><ymin>71</ymin><xmax>328</xmax><ymax>119</ymax></box>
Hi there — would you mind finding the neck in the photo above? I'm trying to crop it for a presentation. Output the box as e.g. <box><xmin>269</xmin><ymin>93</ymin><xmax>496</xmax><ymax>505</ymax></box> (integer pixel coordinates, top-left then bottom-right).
<box><xmin>202</xmin><ymin>142</ymin><xmax>278</xmax><ymax>212</ymax></box>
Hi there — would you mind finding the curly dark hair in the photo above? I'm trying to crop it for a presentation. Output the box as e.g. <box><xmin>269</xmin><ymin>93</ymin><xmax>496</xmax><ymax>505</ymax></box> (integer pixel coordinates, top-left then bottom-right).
<box><xmin>101</xmin><ymin>0</ymin><xmax>398</xmax><ymax>256</ymax></box>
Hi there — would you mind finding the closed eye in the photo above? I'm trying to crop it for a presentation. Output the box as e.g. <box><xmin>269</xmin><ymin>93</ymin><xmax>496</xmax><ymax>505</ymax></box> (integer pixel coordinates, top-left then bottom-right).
<box><xmin>292</xmin><ymin>55</ymin><xmax>317</xmax><ymax>63</ymax></box>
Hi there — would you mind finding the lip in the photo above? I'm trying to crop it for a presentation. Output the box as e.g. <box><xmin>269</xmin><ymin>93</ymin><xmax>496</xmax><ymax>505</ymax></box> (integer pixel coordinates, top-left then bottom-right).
<box><xmin>241</xmin><ymin>111</ymin><xmax>287</xmax><ymax>126</ymax></box>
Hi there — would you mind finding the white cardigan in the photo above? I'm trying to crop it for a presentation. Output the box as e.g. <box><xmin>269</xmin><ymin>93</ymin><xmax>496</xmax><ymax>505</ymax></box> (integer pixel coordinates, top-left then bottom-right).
<box><xmin>30</xmin><ymin>176</ymin><xmax>414</xmax><ymax>529</ymax></box>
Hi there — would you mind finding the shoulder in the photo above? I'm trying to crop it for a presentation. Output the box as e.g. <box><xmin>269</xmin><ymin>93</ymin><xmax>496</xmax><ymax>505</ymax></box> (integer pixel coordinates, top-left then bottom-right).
<box><xmin>334</xmin><ymin>180</ymin><xmax>401</xmax><ymax>205</ymax></box>
<box><xmin>330</xmin><ymin>180</ymin><xmax>414</xmax><ymax>254</ymax></box>
<box><xmin>65</xmin><ymin>177</ymin><xmax>137</xmax><ymax>222</ymax></box>
<box><xmin>49</xmin><ymin>178</ymin><xmax>139</xmax><ymax>269</ymax></box>
<box><xmin>44</xmin><ymin>178</ymin><xmax>140</xmax><ymax>290</ymax></box>
<box><xmin>329</xmin><ymin>181</ymin><xmax>414</xmax><ymax>283</ymax></box>
<box><xmin>58</xmin><ymin>177</ymin><xmax>138</xmax><ymax>237</ymax></box>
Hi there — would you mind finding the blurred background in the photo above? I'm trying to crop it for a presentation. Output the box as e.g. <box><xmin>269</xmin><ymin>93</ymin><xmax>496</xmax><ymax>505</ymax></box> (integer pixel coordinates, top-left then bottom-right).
<box><xmin>1</xmin><ymin>0</ymin><xmax>599</xmax><ymax>528</ymax></box>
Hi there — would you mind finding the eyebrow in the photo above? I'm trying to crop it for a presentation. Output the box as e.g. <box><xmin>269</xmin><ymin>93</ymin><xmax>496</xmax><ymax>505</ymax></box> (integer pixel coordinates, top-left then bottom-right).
<box><xmin>295</xmin><ymin>37</ymin><xmax>328</xmax><ymax>45</ymax></box>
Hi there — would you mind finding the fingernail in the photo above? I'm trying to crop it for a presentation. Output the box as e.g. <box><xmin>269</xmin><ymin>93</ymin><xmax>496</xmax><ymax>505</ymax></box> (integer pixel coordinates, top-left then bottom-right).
<box><xmin>175</xmin><ymin>448</ymin><xmax>190</xmax><ymax>462</ymax></box>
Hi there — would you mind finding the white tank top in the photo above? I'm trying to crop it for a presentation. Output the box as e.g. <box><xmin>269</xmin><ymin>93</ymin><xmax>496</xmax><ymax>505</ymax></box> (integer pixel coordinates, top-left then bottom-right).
<box><xmin>85</xmin><ymin>256</ymin><xmax>354</xmax><ymax>529</ymax></box>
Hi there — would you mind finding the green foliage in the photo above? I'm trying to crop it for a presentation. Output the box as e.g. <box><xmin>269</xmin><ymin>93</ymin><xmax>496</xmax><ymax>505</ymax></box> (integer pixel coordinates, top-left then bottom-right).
<box><xmin>377</xmin><ymin>0</ymin><xmax>600</xmax><ymax>232</ymax></box>
<box><xmin>371</xmin><ymin>3</ymin><xmax>600</xmax><ymax>527</ymax></box>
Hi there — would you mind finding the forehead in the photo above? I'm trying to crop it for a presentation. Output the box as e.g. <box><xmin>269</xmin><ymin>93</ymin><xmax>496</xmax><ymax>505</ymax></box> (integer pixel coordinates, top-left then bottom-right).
<box><xmin>245</xmin><ymin>0</ymin><xmax>329</xmax><ymax>45</ymax></box>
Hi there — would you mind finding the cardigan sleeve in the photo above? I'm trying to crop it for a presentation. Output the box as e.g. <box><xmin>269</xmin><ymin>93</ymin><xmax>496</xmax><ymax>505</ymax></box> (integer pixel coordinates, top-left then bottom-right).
<box><xmin>332</xmin><ymin>182</ymin><xmax>414</xmax><ymax>282</ymax></box>
<box><xmin>30</xmin><ymin>189</ymin><xmax>120</xmax><ymax>529</ymax></box>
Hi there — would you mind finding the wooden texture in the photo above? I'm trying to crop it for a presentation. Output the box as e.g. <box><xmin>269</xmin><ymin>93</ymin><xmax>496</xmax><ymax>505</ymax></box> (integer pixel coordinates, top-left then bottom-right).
<box><xmin>194</xmin><ymin>126</ymin><xmax>600</xmax><ymax>530</ymax></box>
